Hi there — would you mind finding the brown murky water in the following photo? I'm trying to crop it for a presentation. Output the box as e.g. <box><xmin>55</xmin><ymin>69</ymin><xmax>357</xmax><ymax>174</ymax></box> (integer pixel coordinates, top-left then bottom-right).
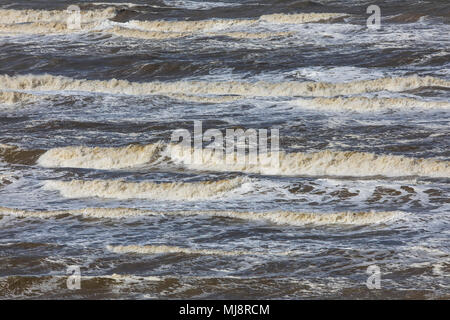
<box><xmin>0</xmin><ymin>0</ymin><xmax>449</xmax><ymax>299</ymax></box>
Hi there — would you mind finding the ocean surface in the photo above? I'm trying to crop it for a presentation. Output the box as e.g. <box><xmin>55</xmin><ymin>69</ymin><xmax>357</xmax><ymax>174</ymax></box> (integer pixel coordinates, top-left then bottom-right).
<box><xmin>0</xmin><ymin>0</ymin><xmax>449</xmax><ymax>299</ymax></box>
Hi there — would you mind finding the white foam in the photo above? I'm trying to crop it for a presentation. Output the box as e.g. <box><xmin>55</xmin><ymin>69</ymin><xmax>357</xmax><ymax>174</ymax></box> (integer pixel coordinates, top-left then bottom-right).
<box><xmin>0</xmin><ymin>7</ymin><xmax>116</xmax><ymax>24</ymax></box>
<box><xmin>42</xmin><ymin>177</ymin><xmax>245</xmax><ymax>200</ymax></box>
<box><xmin>0</xmin><ymin>206</ymin><xmax>405</xmax><ymax>225</ymax></box>
<box><xmin>37</xmin><ymin>143</ymin><xmax>163</xmax><ymax>170</ymax></box>
<box><xmin>292</xmin><ymin>96</ymin><xmax>450</xmax><ymax>112</ymax></box>
<box><xmin>259</xmin><ymin>13</ymin><xmax>346</xmax><ymax>24</ymax></box>
<box><xmin>1</xmin><ymin>74</ymin><xmax>447</xmax><ymax>98</ymax></box>
<box><xmin>168</xmin><ymin>145</ymin><xmax>450</xmax><ymax>178</ymax></box>
<box><xmin>108</xmin><ymin>26</ymin><xmax>190</xmax><ymax>39</ymax></box>
<box><xmin>129</xmin><ymin>12</ymin><xmax>346</xmax><ymax>33</ymax></box>
<box><xmin>108</xmin><ymin>26</ymin><xmax>293</xmax><ymax>40</ymax></box>
<box><xmin>0</xmin><ymin>91</ymin><xmax>36</xmax><ymax>104</ymax></box>
<box><xmin>106</xmin><ymin>244</ymin><xmax>283</xmax><ymax>256</ymax></box>
<box><xmin>37</xmin><ymin>141</ymin><xmax>450</xmax><ymax>178</ymax></box>
<box><xmin>0</xmin><ymin>21</ymin><xmax>100</xmax><ymax>35</ymax></box>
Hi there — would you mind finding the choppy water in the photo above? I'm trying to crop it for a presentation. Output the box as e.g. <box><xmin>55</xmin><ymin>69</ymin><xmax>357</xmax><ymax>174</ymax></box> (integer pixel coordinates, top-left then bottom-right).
<box><xmin>0</xmin><ymin>0</ymin><xmax>449</xmax><ymax>299</ymax></box>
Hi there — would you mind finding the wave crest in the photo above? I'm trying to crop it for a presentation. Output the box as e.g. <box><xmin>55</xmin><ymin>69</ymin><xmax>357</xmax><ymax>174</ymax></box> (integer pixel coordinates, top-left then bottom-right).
<box><xmin>259</xmin><ymin>13</ymin><xmax>346</xmax><ymax>24</ymax></box>
<box><xmin>1</xmin><ymin>74</ymin><xmax>448</xmax><ymax>98</ymax></box>
<box><xmin>106</xmin><ymin>244</ymin><xmax>274</xmax><ymax>256</ymax></box>
<box><xmin>42</xmin><ymin>177</ymin><xmax>245</xmax><ymax>200</ymax></box>
<box><xmin>37</xmin><ymin>143</ymin><xmax>163</xmax><ymax>170</ymax></box>
<box><xmin>292</xmin><ymin>97</ymin><xmax>450</xmax><ymax>112</ymax></box>
<box><xmin>36</xmin><ymin>142</ymin><xmax>450</xmax><ymax>178</ymax></box>
<box><xmin>0</xmin><ymin>206</ymin><xmax>404</xmax><ymax>226</ymax></box>
<box><xmin>0</xmin><ymin>8</ymin><xmax>116</xmax><ymax>24</ymax></box>
<box><xmin>168</xmin><ymin>145</ymin><xmax>450</xmax><ymax>178</ymax></box>
<box><xmin>0</xmin><ymin>91</ymin><xmax>36</xmax><ymax>104</ymax></box>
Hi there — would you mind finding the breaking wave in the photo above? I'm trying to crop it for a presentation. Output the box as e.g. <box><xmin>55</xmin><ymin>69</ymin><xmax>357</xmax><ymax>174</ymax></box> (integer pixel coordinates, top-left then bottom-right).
<box><xmin>0</xmin><ymin>8</ymin><xmax>116</xmax><ymax>35</ymax></box>
<box><xmin>0</xmin><ymin>8</ymin><xmax>116</xmax><ymax>24</ymax></box>
<box><xmin>129</xmin><ymin>13</ymin><xmax>346</xmax><ymax>33</ymax></box>
<box><xmin>259</xmin><ymin>13</ymin><xmax>346</xmax><ymax>24</ymax></box>
<box><xmin>0</xmin><ymin>11</ymin><xmax>344</xmax><ymax>36</ymax></box>
<box><xmin>107</xmin><ymin>27</ymin><xmax>190</xmax><ymax>39</ymax></box>
<box><xmin>108</xmin><ymin>27</ymin><xmax>293</xmax><ymax>40</ymax></box>
<box><xmin>37</xmin><ymin>143</ymin><xmax>163</xmax><ymax>170</ymax></box>
<box><xmin>36</xmin><ymin>142</ymin><xmax>450</xmax><ymax>178</ymax></box>
<box><xmin>218</xmin><ymin>210</ymin><xmax>404</xmax><ymax>226</ymax></box>
<box><xmin>1</xmin><ymin>74</ymin><xmax>448</xmax><ymax>98</ymax></box>
<box><xmin>42</xmin><ymin>177</ymin><xmax>245</xmax><ymax>200</ymax></box>
<box><xmin>0</xmin><ymin>22</ymin><xmax>100</xmax><ymax>35</ymax></box>
<box><xmin>129</xmin><ymin>18</ymin><xmax>252</xmax><ymax>33</ymax></box>
<box><xmin>168</xmin><ymin>145</ymin><xmax>450</xmax><ymax>178</ymax></box>
<box><xmin>0</xmin><ymin>206</ymin><xmax>404</xmax><ymax>225</ymax></box>
<box><xmin>292</xmin><ymin>97</ymin><xmax>450</xmax><ymax>112</ymax></box>
<box><xmin>0</xmin><ymin>91</ymin><xmax>37</xmax><ymax>104</ymax></box>
<box><xmin>106</xmin><ymin>244</ymin><xmax>277</xmax><ymax>256</ymax></box>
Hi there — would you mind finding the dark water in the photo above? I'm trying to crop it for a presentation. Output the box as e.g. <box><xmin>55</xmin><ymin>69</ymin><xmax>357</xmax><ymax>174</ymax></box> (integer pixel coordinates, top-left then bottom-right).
<box><xmin>0</xmin><ymin>0</ymin><xmax>449</xmax><ymax>299</ymax></box>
